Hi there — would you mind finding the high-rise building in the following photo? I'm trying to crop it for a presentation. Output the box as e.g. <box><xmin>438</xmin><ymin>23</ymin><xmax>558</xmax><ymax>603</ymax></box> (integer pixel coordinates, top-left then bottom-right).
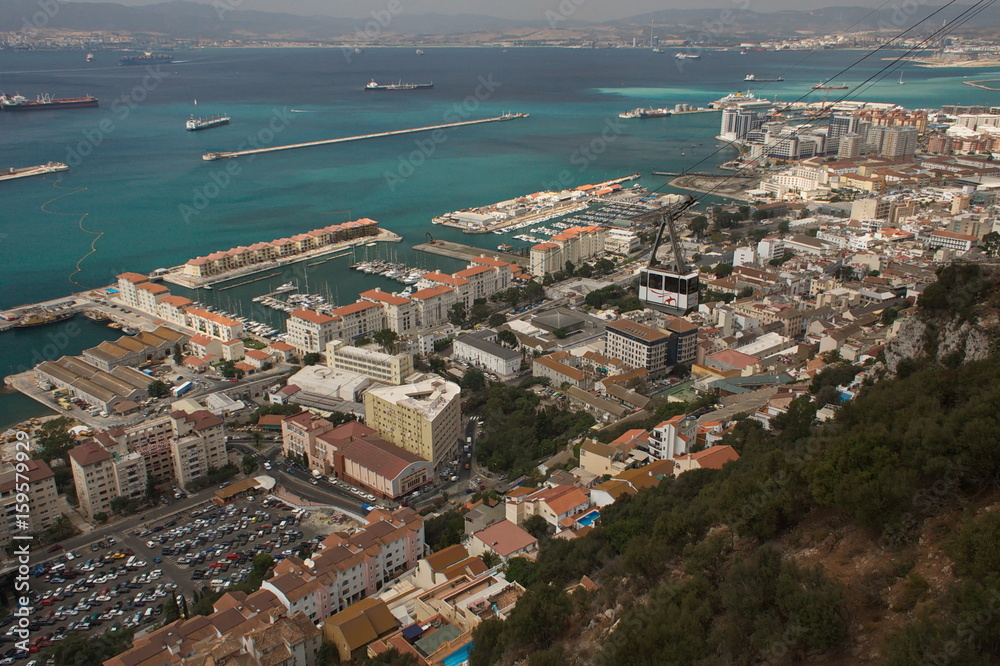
<box><xmin>326</xmin><ymin>340</ymin><xmax>414</xmax><ymax>385</ymax></box>
<box><xmin>879</xmin><ymin>126</ymin><xmax>919</xmax><ymax>159</ymax></box>
<box><xmin>364</xmin><ymin>379</ymin><xmax>462</xmax><ymax>467</ymax></box>
<box><xmin>838</xmin><ymin>132</ymin><xmax>863</xmax><ymax>158</ymax></box>
<box><xmin>721</xmin><ymin>108</ymin><xmax>766</xmax><ymax>141</ymax></box>
<box><xmin>605</xmin><ymin>320</ymin><xmax>671</xmax><ymax>377</ymax></box>
<box><xmin>0</xmin><ymin>459</ymin><xmax>59</xmax><ymax>542</ymax></box>
<box><xmin>69</xmin><ymin>440</ymin><xmax>147</xmax><ymax>519</ymax></box>
<box><xmin>827</xmin><ymin>114</ymin><xmax>859</xmax><ymax>153</ymax></box>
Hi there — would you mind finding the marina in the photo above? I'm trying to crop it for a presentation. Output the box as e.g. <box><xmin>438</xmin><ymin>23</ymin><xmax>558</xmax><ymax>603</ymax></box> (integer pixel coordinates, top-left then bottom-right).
<box><xmin>202</xmin><ymin>112</ymin><xmax>529</xmax><ymax>161</ymax></box>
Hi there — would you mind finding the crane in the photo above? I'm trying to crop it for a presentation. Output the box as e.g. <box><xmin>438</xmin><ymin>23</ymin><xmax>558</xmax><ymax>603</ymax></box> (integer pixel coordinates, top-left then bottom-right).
<box><xmin>638</xmin><ymin>194</ymin><xmax>700</xmax><ymax>316</ymax></box>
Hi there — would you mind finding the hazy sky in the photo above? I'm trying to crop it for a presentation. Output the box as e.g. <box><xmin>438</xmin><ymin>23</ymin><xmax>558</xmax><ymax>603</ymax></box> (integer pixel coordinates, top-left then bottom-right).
<box><xmin>66</xmin><ymin>0</ymin><xmax>877</xmax><ymax>21</ymax></box>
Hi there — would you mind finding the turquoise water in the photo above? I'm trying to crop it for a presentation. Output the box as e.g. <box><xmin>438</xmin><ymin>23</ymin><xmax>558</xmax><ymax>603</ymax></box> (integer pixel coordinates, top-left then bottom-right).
<box><xmin>2</xmin><ymin>47</ymin><xmax>998</xmax><ymax>425</ymax></box>
<box><xmin>577</xmin><ymin>510</ymin><xmax>600</xmax><ymax>527</ymax></box>
<box><xmin>441</xmin><ymin>641</ymin><xmax>473</xmax><ymax>666</ymax></box>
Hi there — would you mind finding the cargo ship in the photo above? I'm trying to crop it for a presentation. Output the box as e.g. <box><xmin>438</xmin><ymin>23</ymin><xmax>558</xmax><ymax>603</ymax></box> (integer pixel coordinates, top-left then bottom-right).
<box><xmin>744</xmin><ymin>74</ymin><xmax>784</xmax><ymax>82</ymax></box>
<box><xmin>674</xmin><ymin>53</ymin><xmax>701</xmax><ymax>60</ymax></box>
<box><xmin>365</xmin><ymin>79</ymin><xmax>433</xmax><ymax>91</ymax></box>
<box><xmin>14</xmin><ymin>309</ymin><xmax>75</xmax><ymax>329</ymax></box>
<box><xmin>0</xmin><ymin>93</ymin><xmax>98</xmax><ymax>111</ymax></box>
<box><xmin>619</xmin><ymin>107</ymin><xmax>672</xmax><ymax>119</ymax></box>
<box><xmin>119</xmin><ymin>52</ymin><xmax>174</xmax><ymax>66</ymax></box>
<box><xmin>812</xmin><ymin>82</ymin><xmax>849</xmax><ymax>90</ymax></box>
<box><xmin>186</xmin><ymin>115</ymin><xmax>231</xmax><ymax>131</ymax></box>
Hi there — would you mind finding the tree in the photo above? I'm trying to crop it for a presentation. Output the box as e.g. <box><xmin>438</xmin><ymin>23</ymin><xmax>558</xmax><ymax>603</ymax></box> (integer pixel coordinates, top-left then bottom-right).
<box><xmin>489</xmin><ymin>313</ymin><xmax>507</xmax><ymax>327</ymax></box>
<box><xmin>552</xmin><ymin>327</ymin><xmax>568</xmax><ymax>339</ymax></box>
<box><xmin>373</xmin><ymin>329</ymin><xmax>399</xmax><ymax>354</ymax></box>
<box><xmin>448</xmin><ymin>302</ymin><xmax>467</xmax><ymax>326</ymax></box>
<box><xmin>481</xmin><ymin>550</ymin><xmax>501</xmax><ymax>568</ymax></box>
<box><xmin>564</xmin><ymin>260</ymin><xmax>575</xmax><ymax>276</ymax></box>
<box><xmin>470</xmin><ymin>300</ymin><xmax>491</xmax><ymax>323</ymax></box>
<box><xmin>241</xmin><ymin>454</ymin><xmax>258</xmax><ymax>476</ymax></box>
<box><xmin>460</xmin><ymin>367</ymin><xmax>486</xmax><ymax>392</ymax></box>
<box><xmin>302</xmin><ymin>352</ymin><xmax>322</xmax><ymax>366</ymax></box>
<box><xmin>147</xmin><ymin>380</ymin><xmax>170</xmax><ymax>398</ymax></box>
<box><xmin>110</xmin><ymin>496</ymin><xmax>136</xmax><ymax>516</ymax></box>
<box><xmin>524</xmin><ymin>280</ymin><xmax>545</xmax><ymax>302</ymax></box>
<box><xmin>982</xmin><ymin>231</ymin><xmax>1000</xmax><ymax>257</ymax></box>
<box><xmin>93</xmin><ymin>512</ymin><xmax>108</xmax><ymax>523</ymax></box>
<box><xmin>713</xmin><ymin>263</ymin><xmax>733</xmax><ymax>278</ymax></box>
<box><xmin>172</xmin><ymin>343</ymin><xmax>183</xmax><ymax>364</ymax></box>
<box><xmin>33</xmin><ymin>417</ymin><xmax>74</xmax><ymax>462</ymax></box>
<box><xmin>523</xmin><ymin>514</ymin><xmax>551</xmax><ymax>540</ymax></box>
<box><xmin>690</xmin><ymin>215</ymin><xmax>709</xmax><ymax>238</ymax></box>
<box><xmin>218</xmin><ymin>360</ymin><xmax>245</xmax><ymax>379</ymax></box>
<box><xmin>497</xmin><ymin>330</ymin><xmax>518</xmax><ymax>348</ymax></box>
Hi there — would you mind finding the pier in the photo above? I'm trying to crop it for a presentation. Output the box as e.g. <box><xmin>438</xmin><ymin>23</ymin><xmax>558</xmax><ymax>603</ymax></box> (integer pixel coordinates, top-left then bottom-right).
<box><xmin>0</xmin><ymin>162</ymin><xmax>68</xmax><ymax>183</ymax></box>
<box><xmin>203</xmin><ymin>113</ymin><xmax>529</xmax><ymax>161</ymax></box>
<box><xmin>414</xmin><ymin>240</ymin><xmax>530</xmax><ymax>269</ymax></box>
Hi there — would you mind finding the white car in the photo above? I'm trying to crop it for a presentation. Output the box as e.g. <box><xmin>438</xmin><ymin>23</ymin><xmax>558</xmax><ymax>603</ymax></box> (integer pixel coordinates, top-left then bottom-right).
<box><xmin>263</xmin><ymin>462</ymin><xmax>271</xmax><ymax>470</ymax></box>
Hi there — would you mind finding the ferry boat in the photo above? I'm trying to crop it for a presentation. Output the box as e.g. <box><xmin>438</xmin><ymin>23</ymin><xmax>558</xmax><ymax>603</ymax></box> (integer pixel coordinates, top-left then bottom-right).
<box><xmin>674</xmin><ymin>53</ymin><xmax>701</xmax><ymax>60</ymax></box>
<box><xmin>86</xmin><ymin>53</ymin><xmax>95</xmax><ymax>62</ymax></box>
<box><xmin>744</xmin><ymin>74</ymin><xmax>784</xmax><ymax>82</ymax></box>
<box><xmin>365</xmin><ymin>80</ymin><xmax>433</xmax><ymax>91</ymax></box>
<box><xmin>186</xmin><ymin>115</ymin><xmax>231</xmax><ymax>131</ymax></box>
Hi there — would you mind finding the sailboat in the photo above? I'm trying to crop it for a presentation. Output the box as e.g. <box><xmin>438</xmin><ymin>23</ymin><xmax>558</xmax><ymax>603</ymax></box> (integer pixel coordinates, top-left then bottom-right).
<box><xmin>898</xmin><ymin>71</ymin><xmax>905</xmax><ymax>85</ymax></box>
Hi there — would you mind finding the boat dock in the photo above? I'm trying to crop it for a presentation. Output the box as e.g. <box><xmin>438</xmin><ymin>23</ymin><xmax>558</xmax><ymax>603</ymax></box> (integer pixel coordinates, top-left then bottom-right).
<box><xmin>202</xmin><ymin>113</ymin><xmax>529</xmax><ymax>161</ymax></box>
<box><xmin>0</xmin><ymin>162</ymin><xmax>69</xmax><ymax>183</ymax></box>
<box><xmin>414</xmin><ymin>240</ymin><xmax>529</xmax><ymax>269</ymax></box>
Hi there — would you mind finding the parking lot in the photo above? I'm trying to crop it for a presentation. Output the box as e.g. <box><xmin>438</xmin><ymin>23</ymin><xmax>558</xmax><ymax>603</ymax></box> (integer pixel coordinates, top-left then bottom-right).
<box><xmin>10</xmin><ymin>497</ymin><xmax>339</xmax><ymax>664</ymax></box>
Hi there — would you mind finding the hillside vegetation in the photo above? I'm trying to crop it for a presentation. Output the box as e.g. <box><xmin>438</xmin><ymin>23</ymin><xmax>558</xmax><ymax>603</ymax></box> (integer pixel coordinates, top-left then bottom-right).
<box><xmin>472</xmin><ymin>264</ymin><xmax>1000</xmax><ymax>665</ymax></box>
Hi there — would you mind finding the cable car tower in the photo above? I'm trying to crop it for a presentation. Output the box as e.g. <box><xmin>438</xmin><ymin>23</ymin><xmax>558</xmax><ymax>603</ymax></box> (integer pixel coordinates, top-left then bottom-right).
<box><xmin>638</xmin><ymin>195</ymin><xmax>700</xmax><ymax>316</ymax></box>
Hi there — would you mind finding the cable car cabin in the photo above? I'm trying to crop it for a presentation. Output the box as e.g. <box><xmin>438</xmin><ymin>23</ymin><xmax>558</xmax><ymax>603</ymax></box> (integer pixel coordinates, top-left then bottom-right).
<box><xmin>639</xmin><ymin>267</ymin><xmax>699</xmax><ymax>316</ymax></box>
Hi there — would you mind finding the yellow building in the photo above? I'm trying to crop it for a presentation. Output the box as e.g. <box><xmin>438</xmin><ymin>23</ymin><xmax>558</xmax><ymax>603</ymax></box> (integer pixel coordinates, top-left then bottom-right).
<box><xmin>363</xmin><ymin>379</ymin><xmax>461</xmax><ymax>467</ymax></box>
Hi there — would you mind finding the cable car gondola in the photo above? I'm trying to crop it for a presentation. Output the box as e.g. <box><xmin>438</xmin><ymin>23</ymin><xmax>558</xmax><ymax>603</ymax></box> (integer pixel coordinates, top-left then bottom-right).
<box><xmin>638</xmin><ymin>195</ymin><xmax>700</xmax><ymax>316</ymax></box>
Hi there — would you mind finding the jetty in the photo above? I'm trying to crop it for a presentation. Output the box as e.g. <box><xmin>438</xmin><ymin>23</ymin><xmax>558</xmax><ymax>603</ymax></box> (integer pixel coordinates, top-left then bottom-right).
<box><xmin>414</xmin><ymin>240</ymin><xmax>530</xmax><ymax>269</ymax></box>
<box><xmin>0</xmin><ymin>162</ymin><xmax>68</xmax><ymax>183</ymax></box>
<box><xmin>203</xmin><ymin>112</ymin><xmax>530</xmax><ymax>161</ymax></box>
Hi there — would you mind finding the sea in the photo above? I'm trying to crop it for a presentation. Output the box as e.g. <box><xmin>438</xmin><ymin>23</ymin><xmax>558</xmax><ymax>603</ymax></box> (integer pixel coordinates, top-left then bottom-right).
<box><xmin>2</xmin><ymin>45</ymin><xmax>998</xmax><ymax>428</ymax></box>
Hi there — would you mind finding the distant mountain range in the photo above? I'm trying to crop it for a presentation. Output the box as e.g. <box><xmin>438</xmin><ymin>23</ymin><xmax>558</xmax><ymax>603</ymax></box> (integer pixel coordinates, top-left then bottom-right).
<box><xmin>2</xmin><ymin>0</ymin><xmax>997</xmax><ymax>40</ymax></box>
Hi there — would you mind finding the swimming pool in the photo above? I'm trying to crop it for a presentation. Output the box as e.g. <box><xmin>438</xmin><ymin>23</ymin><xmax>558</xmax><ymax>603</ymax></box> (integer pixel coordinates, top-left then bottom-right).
<box><xmin>577</xmin><ymin>510</ymin><xmax>600</xmax><ymax>527</ymax></box>
<box><xmin>441</xmin><ymin>642</ymin><xmax>473</xmax><ymax>666</ymax></box>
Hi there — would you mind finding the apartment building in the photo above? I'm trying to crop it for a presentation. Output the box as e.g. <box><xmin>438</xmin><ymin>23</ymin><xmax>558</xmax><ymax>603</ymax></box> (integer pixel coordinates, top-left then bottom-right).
<box><xmin>504</xmin><ymin>484</ymin><xmax>592</xmax><ymax>531</ymax></box>
<box><xmin>604</xmin><ymin>229</ymin><xmax>640</xmax><ymax>255</ymax></box>
<box><xmin>529</xmin><ymin>226</ymin><xmax>607</xmax><ymax>276</ymax></box>
<box><xmin>605</xmin><ymin>320</ymin><xmax>671</xmax><ymax>377</ymax></box>
<box><xmin>0</xmin><ymin>459</ymin><xmax>59</xmax><ymax>542</ymax></box>
<box><xmin>105</xmin><ymin>600</ymin><xmax>322</xmax><ymax>666</ymax></box>
<box><xmin>280</xmin><ymin>411</ymin><xmax>336</xmax><ymax>466</ymax></box>
<box><xmin>287</xmin><ymin>309</ymin><xmax>341</xmax><ymax>356</ymax></box>
<box><xmin>184</xmin><ymin>307</ymin><xmax>245</xmax><ymax>341</ymax></box>
<box><xmin>410</xmin><ymin>285</ymin><xmax>457</xmax><ymax>329</ymax></box>
<box><xmin>647</xmin><ymin>415</ymin><xmax>692</xmax><ymax>461</ymax></box>
<box><xmin>419</xmin><ymin>272</ymin><xmax>472</xmax><ymax>309</ymax></box>
<box><xmin>329</xmin><ymin>301</ymin><xmax>386</xmax><ymax>341</ymax></box>
<box><xmin>360</xmin><ymin>288</ymin><xmax>416</xmax><ymax>335</ymax></box>
<box><xmin>364</xmin><ymin>379</ymin><xmax>462</xmax><ymax>467</ymax></box>
<box><xmin>326</xmin><ymin>339</ymin><xmax>414</xmax><ymax>385</ymax></box>
<box><xmin>69</xmin><ymin>440</ymin><xmax>140</xmax><ymax>519</ymax></box>
<box><xmin>263</xmin><ymin>508</ymin><xmax>425</xmax><ymax>620</ymax></box>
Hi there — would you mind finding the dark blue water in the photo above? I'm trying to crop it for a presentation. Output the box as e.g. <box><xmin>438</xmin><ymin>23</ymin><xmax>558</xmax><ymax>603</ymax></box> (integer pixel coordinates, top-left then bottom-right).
<box><xmin>1</xmin><ymin>46</ymin><xmax>997</xmax><ymax>425</ymax></box>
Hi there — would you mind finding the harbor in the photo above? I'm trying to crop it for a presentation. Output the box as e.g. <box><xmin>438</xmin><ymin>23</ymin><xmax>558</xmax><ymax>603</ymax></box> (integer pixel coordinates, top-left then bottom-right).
<box><xmin>0</xmin><ymin>162</ymin><xmax>68</xmax><ymax>182</ymax></box>
<box><xmin>202</xmin><ymin>112</ymin><xmax>529</xmax><ymax>161</ymax></box>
